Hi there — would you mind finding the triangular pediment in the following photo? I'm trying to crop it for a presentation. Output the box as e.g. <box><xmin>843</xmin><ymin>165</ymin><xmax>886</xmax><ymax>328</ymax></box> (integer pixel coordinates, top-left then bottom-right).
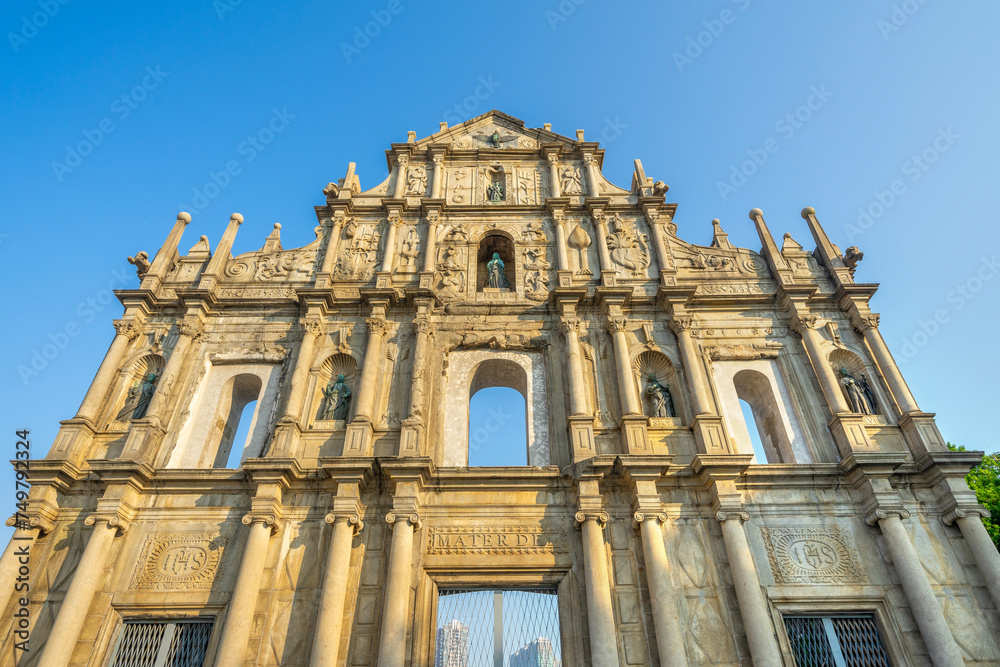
<box><xmin>412</xmin><ymin>109</ymin><xmax>578</xmax><ymax>151</ymax></box>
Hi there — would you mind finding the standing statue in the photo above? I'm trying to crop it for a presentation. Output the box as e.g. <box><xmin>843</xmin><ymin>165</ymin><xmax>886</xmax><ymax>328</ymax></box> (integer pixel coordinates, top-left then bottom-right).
<box><xmin>131</xmin><ymin>373</ymin><xmax>158</xmax><ymax>420</ymax></box>
<box><xmin>840</xmin><ymin>369</ymin><xmax>876</xmax><ymax>415</ymax></box>
<box><xmin>487</xmin><ymin>179</ymin><xmax>505</xmax><ymax>202</ymax></box>
<box><xmin>858</xmin><ymin>373</ymin><xmax>878</xmax><ymax>414</ymax></box>
<box><xmin>321</xmin><ymin>374</ymin><xmax>352</xmax><ymax>421</ymax></box>
<box><xmin>646</xmin><ymin>375</ymin><xmax>676</xmax><ymax>418</ymax></box>
<box><xmin>560</xmin><ymin>166</ymin><xmax>583</xmax><ymax>195</ymax></box>
<box><xmin>486</xmin><ymin>252</ymin><xmax>509</xmax><ymax>289</ymax></box>
<box><xmin>115</xmin><ymin>382</ymin><xmax>141</xmax><ymax>422</ymax></box>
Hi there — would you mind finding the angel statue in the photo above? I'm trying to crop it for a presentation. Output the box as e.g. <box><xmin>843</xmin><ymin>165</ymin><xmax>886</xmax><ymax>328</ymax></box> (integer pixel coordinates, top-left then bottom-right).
<box><xmin>321</xmin><ymin>374</ymin><xmax>351</xmax><ymax>421</ymax></box>
<box><xmin>646</xmin><ymin>374</ymin><xmax>676</xmax><ymax>418</ymax></box>
<box><xmin>840</xmin><ymin>368</ymin><xmax>876</xmax><ymax>415</ymax></box>
<box><xmin>486</xmin><ymin>252</ymin><xmax>509</xmax><ymax>289</ymax></box>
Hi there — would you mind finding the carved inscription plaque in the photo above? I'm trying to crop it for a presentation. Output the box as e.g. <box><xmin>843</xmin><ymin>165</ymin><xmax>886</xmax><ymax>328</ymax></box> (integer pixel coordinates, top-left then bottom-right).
<box><xmin>131</xmin><ymin>534</ymin><xmax>224</xmax><ymax>590</ymax></box>
<box><xmin>762</xmin><ymin>527</ymin><xmax>863</xmax><ymax>584</ymax></box>
<box><xmin>427</xmin><ymin>527</ymin><xmax>565</xmax><ymax>555</ymax></box>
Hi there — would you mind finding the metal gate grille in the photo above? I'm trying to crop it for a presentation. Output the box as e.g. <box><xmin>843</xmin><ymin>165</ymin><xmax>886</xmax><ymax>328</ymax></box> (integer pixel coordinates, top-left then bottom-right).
<box><xmin>436</xmin><ymin>589</ymin><xmax>561</xmax><ymax>667</ymax></box>
<box><xmin>785</xmin><ymin>615</ymin><xmax>890</xmax><ymax>667</ymax></box>
<box><xmin>109</xmin><ymin>620</ymin><xmax>214</xmax><ymax>667</ymax></box>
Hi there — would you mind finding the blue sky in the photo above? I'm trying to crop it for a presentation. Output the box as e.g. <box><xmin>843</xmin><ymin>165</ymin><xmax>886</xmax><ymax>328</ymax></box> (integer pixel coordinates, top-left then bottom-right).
<box><xmin>1</xmin><ymin>2</ymin><xmax>999</xmax><ymax>539</ymax></box>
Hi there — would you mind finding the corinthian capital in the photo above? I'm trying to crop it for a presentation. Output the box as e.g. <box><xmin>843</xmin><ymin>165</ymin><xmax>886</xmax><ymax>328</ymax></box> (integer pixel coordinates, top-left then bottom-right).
<box><xmin>302</xmin><ymin>318</ymin><xmax>325</xmax><ymax>337</ymax></box>
<box><xmin>668</xmin><ymin>317</ymin><xmax>693</xmax><ymax>335</ymax></box>
<box><xmin>176</xmin><ymin>319</ymin><xmax>204</xmax><ymax>341</ymax></box>
<box><xmin>606</xmin><ymin>317</ymin><xmax>628</xmax><ymax>334</ymax></box>
<box><xmin>365</xmin><ymin>317</ymin><xmax>389</xmax><ymax>337</ymax></box>
<box><xmin>791</xmin><ymin>315</ymin><xmax>819</xmax><ymax>334</ymax></box>
<box><xmin>854</xmin><ymin>313</ymin><xmax>881</xmax><ymax>332</ymax></box>
<box><xmin>113</xmin><ymin>319</ymin><xmax>141</xmax><ymax>341</ymax></box>
<box><xmin>414</xmin><ymin>318</ymin><xmax>435</xmax><ymax>336</ymax></box>
<box><xmin>560</xmin><ymin>318</ymin><xmax>582</xmax><ymax>336</ymax></box>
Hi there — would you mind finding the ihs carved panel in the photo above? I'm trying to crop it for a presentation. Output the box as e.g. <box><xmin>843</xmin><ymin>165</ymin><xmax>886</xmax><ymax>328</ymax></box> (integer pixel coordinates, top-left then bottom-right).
<box><xmin>762</xmin><ymin>527</ymin><xmax>864</xmax><ymax>584</ymax></box>
<box><xmin>130</xmin><ymin>534</ymin><xmax>226</xmax><ymax>590</ymax></box>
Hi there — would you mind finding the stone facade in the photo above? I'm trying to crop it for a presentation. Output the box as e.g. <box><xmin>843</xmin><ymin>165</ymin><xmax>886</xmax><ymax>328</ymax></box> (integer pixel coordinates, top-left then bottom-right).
<box><xmin>2</xmin><ymin>109</ymin><xmax>999</xmax><ymax>666</ymax></box>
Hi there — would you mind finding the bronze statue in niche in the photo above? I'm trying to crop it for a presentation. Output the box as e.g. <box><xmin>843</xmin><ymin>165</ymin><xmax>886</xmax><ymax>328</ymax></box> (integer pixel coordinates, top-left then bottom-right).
<box><xmin>646</xmin><ymin>374</ymin><xmax>676</xmax><ymax>418</ymax></box>
<box><xmin>320</xmin><ymin>374</ymin><xmax>351</xmax><ymax>420</ymax></box>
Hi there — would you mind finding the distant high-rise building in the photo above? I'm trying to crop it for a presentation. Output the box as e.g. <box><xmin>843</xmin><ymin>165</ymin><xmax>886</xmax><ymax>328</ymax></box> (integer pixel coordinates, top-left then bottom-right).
<box><xmin>435</xmin><ymin>620</ymin><xmax>470</xmax><ymax>667</ymax></box>
<box><xmin>510</xmin><ymin>637</ymin><xmax>560</xmax><ymax>667</ymax></box>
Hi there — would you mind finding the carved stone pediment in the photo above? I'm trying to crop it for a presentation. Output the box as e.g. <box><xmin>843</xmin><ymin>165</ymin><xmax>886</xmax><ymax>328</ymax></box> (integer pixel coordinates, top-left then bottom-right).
<box><xmin>224</xmin><ymin>229</ymin><xmax>321</xmax><ymax>283</ymax></box>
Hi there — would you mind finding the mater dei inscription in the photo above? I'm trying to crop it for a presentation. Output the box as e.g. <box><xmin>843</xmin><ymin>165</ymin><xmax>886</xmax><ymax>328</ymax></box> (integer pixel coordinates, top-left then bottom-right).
<box><xmin>130</xmin><ymin>535</ymin><xmax>225</xmax><ymax>590</ymax></box>
<box><xmin>427</xmin><ymin>527</ymin><xmax>566</xmax><ymax>555</ymax></box>
<box><xmin>762</xmin><ymin>527</ymin><xmax>864</xmax><ymax>584</ymax></box>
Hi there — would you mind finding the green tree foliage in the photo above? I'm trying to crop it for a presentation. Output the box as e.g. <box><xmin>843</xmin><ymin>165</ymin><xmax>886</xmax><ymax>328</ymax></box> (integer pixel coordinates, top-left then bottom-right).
<box><xmin>948</xmin><ymin>444</ymin><xmax>1000</xmax><ymax>550</ymax></box>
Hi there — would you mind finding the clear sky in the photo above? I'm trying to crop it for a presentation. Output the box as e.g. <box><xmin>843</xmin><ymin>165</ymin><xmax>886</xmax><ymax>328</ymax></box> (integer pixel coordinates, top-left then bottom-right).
<box><xmin>1</xmin><ymin>2</ymin><xmax>998</xmax><ymax>541</ymax></box>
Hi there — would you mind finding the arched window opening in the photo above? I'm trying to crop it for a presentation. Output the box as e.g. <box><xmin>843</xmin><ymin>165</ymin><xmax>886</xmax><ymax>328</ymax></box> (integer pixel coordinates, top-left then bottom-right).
<box><xmin>477</xmin><ymin>232</ymin><xmax>515</xmax><ymax>292</ymax></box>
<box><xmin>467</xmin><ymin>359</ymin><xmax>528</xmax><ymax>466</ymax></box>
<box><xmin>739</xmin><ymin>398</ymin><xmax>769</xmax><ymax>464</ymax></box>
<box><xmin>224</xmin><ymin>399</ymin><xmax>257</xmax><ymax>468</ymax></box>
<box><xmin>468</xmin><ymin>388</ymin><xmax>527</xmax><ymax>466</ymax></box>
<box><xmin>733</xmin><ymin>369</ymin><xmax>791</xmax><ymax>464</ymax></box>
<box><xmin>211</xmin><ymin>373</ymin><xmax>263</xmax><ymax>468</ymax></box>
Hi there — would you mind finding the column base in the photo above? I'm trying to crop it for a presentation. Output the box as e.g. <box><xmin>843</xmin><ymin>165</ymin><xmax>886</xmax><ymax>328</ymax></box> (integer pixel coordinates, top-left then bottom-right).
<box><xmin>600</xmin><ymin>270</ymin><xmax>618</xmax><ymax>287</ymax></box>
<box><xmin>557</xmin><ymin>270</ymin><xmax>574</xmax><ymax>287</ymax></box>
<box><xmin>620</xmin><ymin>415</ymin><xmax>650</xmax><ymax>454</ymax></box>
<box><xmin>658</xmin><ymin>270</ymin><xmax>676</xmax><ymax>287</ymax></box>
<box><xmin>568</xmin><ymin>415</ymin><xmax>596</xmax><ymax>462</ymax></box>
<box><xmin>375</xmin><ymin>271</ymin><xmax>392</xmax><ymax>289</ymax></box>
<box><xmin>50</xmin><ymin>418</ymin><xmax>98</xmax><ymax>465</ymax></box>
<box><xmin>418</xmin><ymin>271</ymin><xmax>434</xmax><ymax>289</ymax></box>
<box><xmin>120</xmin><ymin>419</ymin><xmax>167</xmax><ymax>463</ymax></box>
<box><xmin>828</xmin><ymin>414</ymin><xmax>876</xmax><ymax>458</ymax></box>
<box><xmin>399</xmin><ymin>417</ymin><xmax>423</xmax><ymax>456</ymax></box>
<box><xmin>899</xmin><ymin>412</ymin><xmax>947</xmax><ymax>458</ymax></box>
<box><xmin>692</xmin><ymin>415</ymin><xmax>732</xmax><ymax>455</ymax></box>
<box><xmin>268</xmin><ymin>419</ymin><xmax>303</xmax><ymax>458</ymax></box>
<box><xmin>343</xmin><ymin>420</ymin><xmax>374</xmax><ymax>456</ymax></box>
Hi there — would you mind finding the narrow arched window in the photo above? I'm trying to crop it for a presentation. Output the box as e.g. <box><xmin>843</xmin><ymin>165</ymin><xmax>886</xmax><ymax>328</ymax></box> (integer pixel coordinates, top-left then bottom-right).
<box><xmin>211</xmin><ymin>373</ymin><xmax>263</xmax><ymax>468</ymax></box>
<box><xmin>733</xmin><ymin>369</ymin><xmax>791</xmax><ymax>464</ymax></box>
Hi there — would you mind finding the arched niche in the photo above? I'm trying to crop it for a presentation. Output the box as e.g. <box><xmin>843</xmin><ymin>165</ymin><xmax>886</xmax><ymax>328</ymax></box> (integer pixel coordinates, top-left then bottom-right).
<box><xmin>106</xmin><ymin>353</ymin><xmax>165</xmax><ymax>426</ymax></box>
<box><xmin>477</xmin><ymin>231</ymin><xmax>516</xmax><ymax>291</ymax></box>
<box><xmin>712</xmin><ymin>359</ymin><xmax>812</xmax><ymax>464</ymax></box>
<box><xmin>167</xmin><ymin>362</ymin><xmax>282</xmax><ymax>468</ymax></box>
<box><xmin>309</xmin><ymin>352</ymin><xmax>360</xmax><ymax>424</ymax></box>
<box><xmin>442</xmin><ymin>350</ymin><xmax>549</xmax><ymax>467</ymax></box>
<box><xmin>829</xmin><ymin>348</ymin><xmax>886</xmax><ymax>419</ymax></box>
<box><xmin>632</xmin><ymin>350</ymin><xmax>683</xmax><ymax>422</ymax></box>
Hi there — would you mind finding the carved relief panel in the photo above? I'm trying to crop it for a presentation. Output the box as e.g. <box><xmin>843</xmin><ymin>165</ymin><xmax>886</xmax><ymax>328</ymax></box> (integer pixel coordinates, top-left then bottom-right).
<box><xmin>130</xmin><ymin>534</ymin><xmax>226</xmax><ymax>590</ymax></box>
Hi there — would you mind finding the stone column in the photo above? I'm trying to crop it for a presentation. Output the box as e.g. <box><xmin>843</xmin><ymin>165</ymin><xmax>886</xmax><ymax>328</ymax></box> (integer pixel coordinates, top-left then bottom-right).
<box><xmin>561</xmin><ymin>319</ymin><xmax>588</xmax><ymax>417</ymax></box>
<box><xmin>576</xmin><ymin>511</ymin><xmax>620</xmax><ymax>667</ymax></box>
<box><xmin>280</xmin><ymin>319</ymin><xmax>323</xmax><ymax>423</ymax></box>
<box><xmin>353</xmin><ymin>317</ymin><xmax>388</xmax><ymax>422</ymax></box>
<box><xmin>198</xmin><ymin>213</ymin><xmax>243</xmax><ymax>292</ymax></box>
<box><xmin>873</xmin><ymin>511</ymin><xmax>963</xmax><ymax>666</ymax></box>
<box><xmin>37</xmin><ymin>518</ymin><xmax>121</xmax><ymax>667</ymax></box>
<box><xmin>422</xmin><ymin>212</ymin><xmax>439</xmax><ymax>274</ymax></box>
<box><xmin>634</xmin><ymin>513</ymin><xmax>688</xmax><ymax>667</ymax></box>
<box><xmin>407</xmin><ymin>318</ymin><xmax>433</xmax><ymax>420</ymax></box>
<box><xmin>716</xmin><ymin>510</ymin><xmax>783</xmax><ymax>666</ymax></box>
<box><xmin>856</xmin><ymin>314</ymin><xmax>920</xmax><ymax>414</ymax></box>
<box><xmin>214</xmin><ymin>516</ymin><xmax>277</xmax><ymax>667</ymax></box>
<box><xmin>140</xmin><ymin>212</ymin><xmax>192</xmax><ymax>292</ymax></box>
<box><xmin>949</xmin><ymin>510</ymin><xmax>1000</xmax><ymax>613</ymax></box>
<box><xmin>794</xmin><ymin>316</ymin><xmax>852</xmax><ymax>414</ymax></box>
<box><xmin>392</xmin><ymin>156</ymin><xmax>408</xmax><ymax>198</ymax></box>
<box><xmin>142</xmin><ymin>319</ymin><xmax>202</xmax><ymax>422</ymax></box>
<box><xmin>310</xmin><ymin>512</ymin><xmax>363</xmax><ymax>667</ymax></box>
<box><xmin>593</xmin><ymin>211</ymin><xmax>613</xmax><ymax>273</ymax></box>
<box><xmin>377</xmin><ymin>513</ymin><xmax>420</xmax><ymax>667</ymax></box>
<box><xmin>668</xmin><ymin>317</ymin><xmax>713</xmax><ymax>416</ymax></box>
<box><xmin>607</xmin><ymin>317</ymin><xmax>641</xmax><ymax>416</ymax></box>
<box><xmin>644</xmin><ymin>210</ymin><xmax>672</xmax><ymax>276</ymax></box>
<box><xmin>0</xmin><ymin>524</ymin><xmax>39</xmax><ymax>616</ymax></box>
<box><xmin>547</xmin><ymin>154</ymin><xmax>562</xmax><ymax>197</ymax></box>
<box><xmin>380</xmin><ymin>213</ymin><xmax>400</xmax><ymax>274</ymax></box>
<box><xmin>316</xmin><ymin>213</ymin><xmax>346</xmax><ymax>287</ymax></box>
<box><xmin>74</xmin><ymin>319</ymin><xmax>140</xmax><ymax>423</ymax></box>
<box><xmin>431</xmin><ymin>154</ymin><xmax>444</xmax><ymax>199</ymax></box>
<box><xmin>553</xmin><ymin>213</ymin><xmax>570</xmax><ymax>271</ymax></box>
<box><xmin>583</xmin><ymin>153</ymin><xmax>601</xmax><ymax>196</ymax></box>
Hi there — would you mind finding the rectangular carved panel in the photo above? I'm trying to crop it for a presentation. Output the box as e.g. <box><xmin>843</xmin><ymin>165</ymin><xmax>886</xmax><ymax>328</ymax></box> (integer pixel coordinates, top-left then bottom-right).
<box><xmin>130</xmin><ymin>534</ymin><xmax>225</xmax><ymax>590</ymax></box>
<box><xmin>762</xmin><ymin>527</ymin><xmax>864</xmax><ymax>584</ymax></box>
<box><xmin>426</xmin><ymin>526</ymin><xmax>566</xmax><ymax>555</ymax></box>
